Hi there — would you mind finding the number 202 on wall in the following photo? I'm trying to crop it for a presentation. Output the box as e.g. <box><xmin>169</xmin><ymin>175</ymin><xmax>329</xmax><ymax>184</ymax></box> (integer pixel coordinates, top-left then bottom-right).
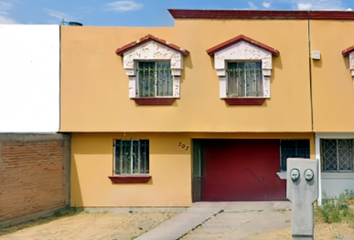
<box><xmin>178</xmin><ymin>142</ymin><xmax>189</xmax><ymax>150</ymax></box>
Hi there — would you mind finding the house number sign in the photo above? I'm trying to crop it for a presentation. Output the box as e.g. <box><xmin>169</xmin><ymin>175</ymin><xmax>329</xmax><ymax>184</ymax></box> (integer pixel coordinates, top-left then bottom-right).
<box><xmin>178</xmin><ymin>142</ymin><xmax>189</xmax><ymax>150</ymax></box>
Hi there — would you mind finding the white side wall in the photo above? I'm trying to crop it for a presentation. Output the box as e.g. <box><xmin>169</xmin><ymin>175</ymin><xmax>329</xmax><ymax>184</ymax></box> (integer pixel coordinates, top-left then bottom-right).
<box><xmin>321</xmin><ymin>179</ymin><xmax>354</xmax><ymax>199</ymax></box>
<box><xmin>0</xmin><ymin>25</ymin><xmax>59</xmax><ymax>133</ymax></box>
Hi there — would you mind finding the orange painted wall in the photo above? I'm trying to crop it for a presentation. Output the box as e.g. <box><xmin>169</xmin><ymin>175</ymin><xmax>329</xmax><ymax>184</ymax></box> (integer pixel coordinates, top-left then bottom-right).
<box><xmin>70</xmin><ymin>132</ymin><xmax>315</xmax><ymax>207</ymax></box>
<box><xmin>310</xmin><ymin>20</ymin><xmax>354</xmax><ymax>132</ymax></box>
<box><xmin>60</xmin><ymin>19</ymin><xmax>312</xmax><ymax>133</ymax></box>
<box><xmin>71</xmin><ymin>133</ymin><xmax>192</xmax><ymax>207</ymax></box>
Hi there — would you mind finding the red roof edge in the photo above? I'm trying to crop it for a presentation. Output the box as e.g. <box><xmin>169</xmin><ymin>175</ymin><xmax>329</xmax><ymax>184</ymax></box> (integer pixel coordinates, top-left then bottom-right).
<box><xmin>342</xmin><ymin>46</ymin><xmax>354</xmax><ymax>57</ymax></box>
<box><xmin>206</xmin><ymin>35</ymin><xmax>279</xmax><ymax>56</ymax></box>
<box><xmin>168</xmin><ymin>9</ymin><xmax>354</xmax><ymax>20</ymax></box>
<box><xmin>115</xmin><ymin>34</ymin><xmax>189</xmax><ymax>56</ymax></box>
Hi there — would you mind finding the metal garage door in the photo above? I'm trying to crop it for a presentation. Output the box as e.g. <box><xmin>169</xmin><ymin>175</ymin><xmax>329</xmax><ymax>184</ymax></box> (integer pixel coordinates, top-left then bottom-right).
<box><xmin>200</xmin><ymin>139</ymin><xmax>286</xmax><ymax>201</ymax></box>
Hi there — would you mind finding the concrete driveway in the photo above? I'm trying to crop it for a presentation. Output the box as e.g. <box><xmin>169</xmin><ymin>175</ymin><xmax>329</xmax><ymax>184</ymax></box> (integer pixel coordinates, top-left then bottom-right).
<box><xmin>137</xmin><ymin>202</ymin><xmax>292</xmax><ymax>240</ymax></box>
<box><xmin>181</xmin><ymin>202</ymin><xmax>292</xmax><ymax>240</ymax></box>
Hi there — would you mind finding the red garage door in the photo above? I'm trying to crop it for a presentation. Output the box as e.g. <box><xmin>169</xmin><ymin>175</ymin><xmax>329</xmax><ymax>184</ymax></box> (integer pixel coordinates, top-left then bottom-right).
<box><xmin>201</xmin><ymin>139</ymin><xmax>286</xmax><ymax>201</ymax></box>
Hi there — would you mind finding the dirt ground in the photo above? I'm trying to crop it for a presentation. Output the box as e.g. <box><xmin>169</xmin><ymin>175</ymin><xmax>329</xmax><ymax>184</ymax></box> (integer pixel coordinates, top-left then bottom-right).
<box><xmin>1</xmin><ymin>208</ymin><xmax>354</xmax><ymax>240</ymax></box>
<box><xmin>0</xmin><ymin>211</ymin><xmax>176</xmax><ymax>240</ymax></box>
<box><xmin>255</xmin><ymin>222</ymin><xmax>354</xmax><ymax>240</ymax></box>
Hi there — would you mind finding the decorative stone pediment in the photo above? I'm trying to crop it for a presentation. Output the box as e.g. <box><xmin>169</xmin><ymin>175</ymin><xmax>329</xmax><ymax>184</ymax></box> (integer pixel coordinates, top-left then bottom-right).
<box><xmin>206</xmin><ymin>35</ymin><xmax>279</xmax><ymax>99</ymax></box>
<box><xmin>342</xmin><ymin>46</ymin><xmax>354</xmax><ymax>76</ymax></box>
<box><xmin>122</xmin><ymin>41</ymin><xmax>183</xmax><ymax>76</ymax></box>
<box><xmin>116</xmin><ymin>35</ymin><xmax>189</xmax><ymax>99</ymax></box>
<box><xmin>214</xmin><ymin>41</ymin><xmax>273</xmax><ymax>77</ymax></box>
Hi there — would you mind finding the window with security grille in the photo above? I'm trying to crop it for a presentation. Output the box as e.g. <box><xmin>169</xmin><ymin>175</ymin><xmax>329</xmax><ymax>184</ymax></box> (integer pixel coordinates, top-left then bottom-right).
<box><xmin>321</xmin><ymin>139</ymin><xmax>354</xmax><ymax>171</ymax></box>
<box><xmin>226</xmin><ymin>62</ymin><xmax>263</xmax><ymax>97</ymax></box>
<box><xmin>114</xmin><ymin>140</ymin><xmax>149</xmax><ymax>175</ymax></box>
<box><xmin>280</xmin><ymin>140</ymin><xmax>310</xmax><ymax>171</ymax></box>
<box><xmin>137</xmin><ymin>61</ymin><xmax>173</xmax><ymax>97</ymax></box>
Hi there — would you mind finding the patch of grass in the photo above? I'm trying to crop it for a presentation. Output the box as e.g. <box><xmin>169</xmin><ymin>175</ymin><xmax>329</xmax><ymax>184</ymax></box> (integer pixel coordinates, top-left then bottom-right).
<box><xmin>0</xmin><ymin>205</ymin><xmax>83</xmax><ymax>237</ymax></box>
<box><xmin>276</xmin><ymin>209</ymin><xmax>287</xmax><ymax>214</ymax></box>
<box><xmin>316</xmin><ymin>190</ymin><xmax>354</xmax><ymax>226</ymax></box>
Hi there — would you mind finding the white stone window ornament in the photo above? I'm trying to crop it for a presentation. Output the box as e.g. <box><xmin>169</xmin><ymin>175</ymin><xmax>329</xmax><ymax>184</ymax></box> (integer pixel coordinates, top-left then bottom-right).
<box><xmin>206</xmin><ymin>35</ymin><xmax>279</xmax><ymax>104</ymax></box>
<box><xmin>115</xmin><ymin>35</ymin><xmax>189</xmax><ymax>101</ymax></box>
<box><xmin>342</xmin><ymin>46</ymin><xmax>354</xmax><ymax>77</ymax></box>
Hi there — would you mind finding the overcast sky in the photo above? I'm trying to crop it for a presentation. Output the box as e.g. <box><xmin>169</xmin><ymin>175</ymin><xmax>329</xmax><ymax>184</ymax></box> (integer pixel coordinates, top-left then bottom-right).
<box><xmin>0</xmin><ymin>0</ymin><xmax>353</xmax><ymax>26</ymax></box>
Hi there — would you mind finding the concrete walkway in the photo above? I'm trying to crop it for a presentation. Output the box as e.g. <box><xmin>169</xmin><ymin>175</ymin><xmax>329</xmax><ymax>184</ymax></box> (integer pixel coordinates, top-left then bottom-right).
<box><xmin>134</xmin><ymin>206</ymin><xmax>223</xmax><ymax>240</ymax></box>
<box><xmin>135</xmin><ymin>201</ymin><xmax>292</xmax><ymax>240</ymax></box>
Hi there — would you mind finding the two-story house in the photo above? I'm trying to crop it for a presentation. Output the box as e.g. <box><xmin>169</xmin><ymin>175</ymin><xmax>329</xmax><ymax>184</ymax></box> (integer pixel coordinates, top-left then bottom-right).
<box><xmin>60</xmin><ymin>10</ymin><xmax>354</xmax><ymax>207</ymax></box>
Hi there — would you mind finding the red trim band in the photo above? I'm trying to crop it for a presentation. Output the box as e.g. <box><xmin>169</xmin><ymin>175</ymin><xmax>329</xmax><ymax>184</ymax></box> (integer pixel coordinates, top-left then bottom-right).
<box><xmin>116</xmin><ymin>34</ymin><xmax>189</xmax><ymax>56</ymax></box>
<box><xmin>207</xmin><ymin>35</ymin><xmax>279</xmax><ymax>56</ymax></box>
<box><xmin>168</xmin><ymin>9</ymin><xmax>354</xmax><ymax>20</ymax></box>
<box><xmin>132</xmin><ymin>98</ymin><xmax>176</xmax><ymax>105</ymax></box>
<box><xmin>109</xmin><ymin>175</ymin><xmax>151</xmax><ymax>183</ymax></box>
<box><xmin>222</xmin><ymin>98</ymin><xmax>266</xmax><ymax>105</ymax></box>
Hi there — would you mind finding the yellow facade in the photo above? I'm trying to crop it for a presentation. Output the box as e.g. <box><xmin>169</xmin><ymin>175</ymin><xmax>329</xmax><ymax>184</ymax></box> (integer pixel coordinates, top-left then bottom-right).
<box><xmin>310</xmin><ymin>20</ymin><xmax>354</xmax><ymax>132</ymax></box>
<box><xmin>62</xmin><ymin>11</ymin><xmax>354</xmax><ymax>207</ymax></box>
<box><xmin>60</xmin><ymin>19</ymin><xmax>312</xmax><ymax>133</ymax></box>
<box><xmin>71</xmin><ymin>133</ymin><xmax>192</xmax><ymax>207</ymax></box>
<box><xmin>71</xmin><ymin>133</ymin><xmax>315</xmax><ymax>207</ymax></box>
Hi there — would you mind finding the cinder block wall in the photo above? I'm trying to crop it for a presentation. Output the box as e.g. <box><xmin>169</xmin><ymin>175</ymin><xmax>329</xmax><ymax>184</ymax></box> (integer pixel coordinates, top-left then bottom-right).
<box><xmin>0</xmin><ymin>134</ymin><xmax>70</xmax><ymax>225</ymax></box>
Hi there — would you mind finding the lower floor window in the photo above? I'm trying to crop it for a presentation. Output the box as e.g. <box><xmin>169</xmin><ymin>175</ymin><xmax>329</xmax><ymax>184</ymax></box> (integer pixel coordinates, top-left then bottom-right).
<box><xmin>321</xmin><ymin>139</ymin><xmax>354</xmax><ymax>171</ymax></box>
<box><xmin>114</xmin><ymin>139</ymin><xmax>149</xmax><ymax>175</ymax></box>
<box><xmin>280</xmin><ymin>139</ymin><xmax>310</xmax><ymax>171</ymax></box>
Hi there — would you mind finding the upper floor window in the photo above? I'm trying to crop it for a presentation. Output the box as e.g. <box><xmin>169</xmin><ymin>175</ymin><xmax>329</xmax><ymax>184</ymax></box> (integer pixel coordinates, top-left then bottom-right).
<box><xmin>227</xmin><ymin>62</ymin><xmax>262</xmax><ymax>97</ymax></box>
<box><xmin>321</xmin><ymin>139</ymin><xmax>354</xmax><ymax>172</ymax></box>
<box><xmin>116</xmin><ymin>34</ymin><xmax>189</xmax><ymax>105</ymax></box>
<box><xmin>137</xmin><ymin>61</ymin><xmax>173</xmax><ymax>97</ymax></box>
<box><xmin>207</xmin><ymin>35</ymin><xmax>279</xmax><ymax>105</ymax></box>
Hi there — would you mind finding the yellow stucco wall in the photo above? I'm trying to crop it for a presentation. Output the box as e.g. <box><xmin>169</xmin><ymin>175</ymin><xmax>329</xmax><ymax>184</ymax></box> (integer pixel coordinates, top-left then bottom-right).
<box><xmin>71</xmin><ymin>132</ymin><xmax>315</xmax><ymax>207</ymax></box>
<box><xmin>60</xmin><ymin>19</ymin><xmax>312</xmax><ymax>133</ymax></box>
<box><xmin>310</xmin><ymin>20</ymin><xmax>354</xmax><ymax>132</ymax></box>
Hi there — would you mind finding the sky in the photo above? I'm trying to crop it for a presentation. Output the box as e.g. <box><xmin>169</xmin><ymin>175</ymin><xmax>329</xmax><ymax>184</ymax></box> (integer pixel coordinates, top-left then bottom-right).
<box><xmin>0</xmin><ymin>0</ymin><xmax>354</xmax><ymax>26</ymax></box>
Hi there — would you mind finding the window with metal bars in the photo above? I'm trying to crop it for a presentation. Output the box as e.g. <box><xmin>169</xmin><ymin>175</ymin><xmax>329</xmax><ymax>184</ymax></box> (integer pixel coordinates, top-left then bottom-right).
<box><xmin>280</xmin><ymin>140</ymin><xmax>310</xmax><ymax>171</ymax></box>
<box><xmin>137</xmin><ymin>61</ymin><xmax>173</xmax><ymax>97</ymax></box>
<box><xmin>321</xmin><ymin>139</ymin><xmax>354</xmax><ymax>172</ymax></box>
<box><xmin>114</xmin><ymin>140</ymin><xmax>149</xmax><ymax>175</ymax></box>
<box><xmin>226</xmin><ymin>62</ymin><xmax>263</xmax><ymax>97</ymax></box>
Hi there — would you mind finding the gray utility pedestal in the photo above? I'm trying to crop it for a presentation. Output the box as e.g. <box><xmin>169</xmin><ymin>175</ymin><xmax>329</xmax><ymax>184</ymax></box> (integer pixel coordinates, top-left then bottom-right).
<box><xmin>287</xmin><ymin>158</ymin><xmax>318</xmax><ymax>240</ymax></box>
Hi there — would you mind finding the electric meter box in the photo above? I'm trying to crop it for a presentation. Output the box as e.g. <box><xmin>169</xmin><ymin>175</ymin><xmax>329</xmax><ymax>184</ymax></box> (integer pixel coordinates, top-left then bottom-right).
<box><xmin>286</xmin><ymin>158</ymin><xmax>318</xmax><ymax>238</ymax></box>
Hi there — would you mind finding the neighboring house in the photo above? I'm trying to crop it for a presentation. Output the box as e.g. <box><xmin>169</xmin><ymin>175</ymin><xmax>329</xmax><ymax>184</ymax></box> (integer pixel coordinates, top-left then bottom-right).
<box><xmin>0</xmin><ymin>25</ymin><xmax>70</xmax><ymax>226</ymax></box>
<box><xmin>59</xmin><ymin>10</ymin><xmax>354</xmax><ymax>207</ymax></box>
<box><xmin>0</xmin><ymin>25</ymin><xmax>60</xmax><ymax>133</ymax></box>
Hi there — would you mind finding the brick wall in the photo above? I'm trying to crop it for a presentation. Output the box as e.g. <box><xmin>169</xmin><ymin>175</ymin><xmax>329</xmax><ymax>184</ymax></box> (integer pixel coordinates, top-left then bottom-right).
<box><xmin>0</xmin><ymin>134</ymin><xmax>70</xmax><ymax>223</ymax></box>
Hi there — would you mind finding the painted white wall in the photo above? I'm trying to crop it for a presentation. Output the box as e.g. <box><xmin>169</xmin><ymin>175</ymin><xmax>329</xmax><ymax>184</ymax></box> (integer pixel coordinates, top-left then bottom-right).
<box><xmin>0</xmin><ymin>25</ymin><xmax>60</xmax><ymax>132</ymax></box>
<box><xmin>321</xmin><ymin>179</ymin><xmax>354</xmax><ymax>199</ymax></box>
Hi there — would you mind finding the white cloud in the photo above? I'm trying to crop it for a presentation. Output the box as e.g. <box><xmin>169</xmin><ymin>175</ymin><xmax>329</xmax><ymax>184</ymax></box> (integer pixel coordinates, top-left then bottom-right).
<box><xmin>105</xmin><ymin>1</ymin><xmax>143</xmax><ymax>12</ymax></box>
<box><xmin>248</xmin><ymin>1</ymin><xmax>258</xmax><ymax>9</ymax></box>
<box><xmin>0</xmin><ymin>2</ymin><xmax>16</xmax><ymax>24</ymax></box>
<box><xmin>263</xmin><ymin>2</ymin><xmax>271</xmax><ymax>8</ymax></box>
<box><xmin>293</xmin><ymin>0</ymin><xmax>346</xmax><ymax>10</ymax></box>
<box><xmin>298</xmin><ymin>2</ymin><xmax>312</xmax><ymax>10</ymax></box>
<box><xmin>0</xmin><ymin>15</ymin><xmax>16</xmax><ymax>24</ymax></box>
<box><xmin>43</xmin><ymin>8</ymin><xmax>76</xmax><ymax>21</ymax></box>
<box><xmin>0</xmin><ymin>1</ymin><xmax>13</xmax><ymax>11</ymax></box>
